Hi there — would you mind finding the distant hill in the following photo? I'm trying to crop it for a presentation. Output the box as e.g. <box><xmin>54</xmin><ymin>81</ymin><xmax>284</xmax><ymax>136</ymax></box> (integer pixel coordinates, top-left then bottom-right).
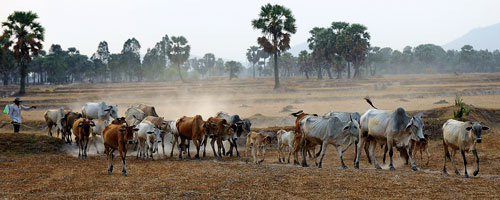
<box><xmin>443</xmin><ymin>23</ymin><xmax>500</xmax><ymax>51</ymax></box>
<box><xmin>288</xmin><ymin>42</ymin><xmax>309</xmax><ymax>56</ymax></box>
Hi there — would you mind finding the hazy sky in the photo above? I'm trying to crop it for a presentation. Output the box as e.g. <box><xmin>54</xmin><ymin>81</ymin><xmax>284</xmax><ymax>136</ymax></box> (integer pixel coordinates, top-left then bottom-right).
<box><xmin>1</xmin><ymin>0</ymin><xmax>499</xmax><ymax>63</ymax></box>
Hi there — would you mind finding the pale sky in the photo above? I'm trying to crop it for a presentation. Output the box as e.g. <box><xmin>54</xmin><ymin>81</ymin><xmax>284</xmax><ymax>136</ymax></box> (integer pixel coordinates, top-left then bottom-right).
<box><xmin>1</xmin><ymin>0</ymin><xmax>499</xmax><ymax>63</ymax></box>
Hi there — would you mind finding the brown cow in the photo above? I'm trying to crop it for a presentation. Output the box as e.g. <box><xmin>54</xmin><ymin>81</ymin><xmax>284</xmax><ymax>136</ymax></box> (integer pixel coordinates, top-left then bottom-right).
<box><xmin>245</xmin><ymin>131</ymin><xmax>272</xmax><ymax>164</ymax></box>
<box><xmin>72</xmin><ymin>118</ymin><xmax>95</xmax><ymax>159</ymax></box>
<box><xmin>111</xmin><ymin>117</ymin><xmax>126</xmax><ymax>125</ymax></box>
<box><xmin>103</xmin><ymin>123</ymin><xmax>138</xmax><ymax>176</ymax></box>
<box><xmin>205</xmin><ymin>117</ymin><xmax>236</xmax><ymax>158</ymax></box>
<box><xmin>291</xmin><ymin>110</ymin><xmax>319</xmax><ymax>161</ymax></box>
<box><xmin>175</xmin><ymin>115</ymin><xmax>215</xmax><ymax>159</ymax></box>
<box><xmin>61</xmin><ymin>111</ymin><xmax>82</xmax><ymax>143</ymax></box>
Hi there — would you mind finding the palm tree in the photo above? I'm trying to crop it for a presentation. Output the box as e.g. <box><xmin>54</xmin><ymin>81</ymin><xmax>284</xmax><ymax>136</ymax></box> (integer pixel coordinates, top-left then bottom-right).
<box><xmin>246</xmin><ymin>46</ymin><xmax>260</xmax><ymax>79</ymax></box>
<box><xmin>298</xmin><ymin>50</ymin><xmax>310</xmax><ymax>79</ymax></box>
<box><xmin>1</xmin><ymin>11</ymin><xmax>45</xmax><ymax>95</ymax></box>
<box><xmin>343</xmin><ymin>24</ymin><xmax>370</xmax><ymax>78</ymax></box>
<box><xmin>252</xmin><ymin>3</ymin><xmax>296</xmax><ymax>89</ymax></box>
<box><xmin>167</xmin><ymin>36</ymin><xmax>190</xmax><ymax>82</ymax></box>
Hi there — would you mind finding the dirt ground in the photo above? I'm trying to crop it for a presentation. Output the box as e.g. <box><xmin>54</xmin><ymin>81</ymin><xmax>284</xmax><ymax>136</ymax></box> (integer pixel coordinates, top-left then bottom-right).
<box><xmin>1</xmin><ymin>73</ymin><xmax>500</xmax><ymax>199</ymax></box>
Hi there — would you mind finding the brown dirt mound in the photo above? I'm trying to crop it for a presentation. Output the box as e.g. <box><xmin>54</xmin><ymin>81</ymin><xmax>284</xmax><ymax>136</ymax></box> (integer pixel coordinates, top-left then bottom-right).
<box><xmin>0</xmin><ymin>132</ymin><xmax>64</xmax><ymax>155</ymax></box>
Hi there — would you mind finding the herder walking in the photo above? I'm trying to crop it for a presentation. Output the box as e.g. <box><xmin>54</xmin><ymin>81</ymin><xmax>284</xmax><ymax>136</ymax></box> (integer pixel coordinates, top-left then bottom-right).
<box><xmin>4</xmin><ymin>97</ymin><xmax>36</xmax><ymax>133</ymax></box>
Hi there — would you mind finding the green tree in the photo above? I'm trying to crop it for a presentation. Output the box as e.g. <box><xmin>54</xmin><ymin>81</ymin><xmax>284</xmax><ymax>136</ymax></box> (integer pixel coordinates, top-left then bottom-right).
<box><xmin>121</xmin><ymin>38</ymin><xmax>141</xmax><ymax>81</ymax></box>
<box><xmin>343</xmin><ymin>23</ymin><xmax>370</xmax><ymax>78</ymax></box>
<box><xmin>225</xmin><ymin>60</ymin><xmax>242</xmax><ymax>80</ymax></box>
<box><xmin>167</xmin><ymin>36</ymin><xmax>190</xmax><ymax>82</ymax></box>
<box><xmin>298</xmin><ymin>50</ymin><xmax>311</xmax><ymax>79</ymax></box>
<box><xmin>45</xmin><ymin>44</ymin><xmax>67</xmax><ymax>84</ymax></box>
<box><xmin>246</xmin><ymin>46</ymin><xmax>260</xmax><ymax>78</ymax></box>
<box><xmin>201</xmin><ymin>53</ymin><xmax>215</xmax><ymax>77</ymax></box>
<box><xmin>1</xmin><ymin>11</ymin><xmax>45</xmax><ymax>94</ymax></box>
<box><xmin>91</xmin><ymin>41</ymin><xmax>110</xmax><ymax>82</ymax></box>
<box><xmin>252</xmin><ymin>3</ymin><xmax>296</xmax><ymax>89</ymax></box>
<box><xmin>214</xmin><ymin>58</ymin><xmax>224</xmax><ymax>76</ymax></box>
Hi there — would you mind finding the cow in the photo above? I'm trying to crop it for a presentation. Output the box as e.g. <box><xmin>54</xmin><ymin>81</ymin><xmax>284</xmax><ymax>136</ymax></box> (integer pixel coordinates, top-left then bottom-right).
<box><xmin>103</xmin><ymin>123</ymin><xmax>138</xmax><ymax>176</ymax></box>
<box><xmin>142</xmin><ymin>116</ymin><xmax>170</xmax><ymax>157</ymax></box>
<box><xmin>411</xmin><ymin>134</ymin><xmax>430</xmax><ymax>168</ymax></box>
<box><xmin>175</xmin><ymin>115</ymin><xmax>215</xmax><ymax>159</ymax></box>
<box><xmin>87</xmin><ymin>119</ymin><xmax>108</xmax><ymax>154</ymax></box>
<box><xmin>168</xmin><ymin>119</ymin><xmax>180</xmax><ymax>157</ymax></box>
<box><xmin>111</xmin><ymin>117</ymin><xmax>126</xmax><ymax>125</ymax></box>
<box><xmin>298</xmin><ymin>115</ymin><xmax>359</xmax><ymax>168</ymax></box>
<box><xmin>135</xmin><ymin>120</ymin><xmax>163</xmax><ymax>160</ymax></box>
<box><xmin>442</xmin><ymin>119</ymin><xmax>489</xmax><ymax>178</ymax></box>
<box><xmin>215</xmin><ymin>112</ymin><xmax>251</xmax><ymax>157</ymax></box>
<box><xmin>72</xmin><ymin>118</ymin><xmax>95</xmax><ymax>159</ymax></box>
<box><xmin>354</xmin><ymin>97</ymin><xmax>425</xmax><ymax>171</ymax></box>
<box><xmin>61</xmin><ymin>111</ymin><xmax>82</xmax><ymax>143</ymax></box>
<box><xmin>136</xmin><ymin>104</ymin><xmax>159</xmax><ymax>117</ymax></box>
<box><xmin>276</xmin><ymin>129</ymin><xmax>298</xmax><ymax>164</ymax></box>
<box><xmin>125</xmin><ymin>107</ymin><xmax>146</xmax><ymax>126</ymax></box>
<box><xmin>205</xmin><ymin>117</ymin><xmax>236</xmax><ymax>158</ymax></box>
<box><xmin>291</xmin><ymin>110</ymin><xmax>320</xmax><ymax>159</ymax></box>
<box><xmin>82</xmin><ymin>102</ymin><xmax>118</xmax><ymax>121</ymax></box>
<box><xmin>245</xmin><ymin>131</ymin><xmax>272</xmax><ymax>164</ymax></box>
<box><xmin>43</xmin><ymin>108</ymin><xmax>65</xmax><ymax>137</ymax></box>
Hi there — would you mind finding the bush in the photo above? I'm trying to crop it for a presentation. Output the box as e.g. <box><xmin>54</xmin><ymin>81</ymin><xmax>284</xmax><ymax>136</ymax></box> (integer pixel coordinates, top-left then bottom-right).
<box><xmin>453</xmin><ymin>95</ymin><xmax>470</xmax><ymax>119</ymax></box>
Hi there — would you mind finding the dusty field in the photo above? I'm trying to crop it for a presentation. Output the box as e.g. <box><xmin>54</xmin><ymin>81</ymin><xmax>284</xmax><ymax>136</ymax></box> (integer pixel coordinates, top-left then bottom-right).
<box><xmin>1</xmin><ymin>73</ymin><xmax>500</xmax><ymax>199</ymax></box>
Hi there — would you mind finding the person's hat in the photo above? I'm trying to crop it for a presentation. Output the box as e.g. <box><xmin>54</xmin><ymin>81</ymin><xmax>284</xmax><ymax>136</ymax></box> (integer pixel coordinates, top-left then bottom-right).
<box><xmin>13</xmin><ymin>97</ymin><xmax>22</xmax><ymax>102</ymax></box>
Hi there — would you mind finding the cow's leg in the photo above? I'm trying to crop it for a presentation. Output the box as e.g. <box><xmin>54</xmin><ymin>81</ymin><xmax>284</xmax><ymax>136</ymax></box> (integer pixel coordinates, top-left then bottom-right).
<box><xmin>202</xmin><ymin>135</ymin><xmax>208</xmax><ymax>158</ymax></box>
<box><xmin>210</xmin><ymin>137</ymin><xmax>218</xmax><ymax>157</ymax></box>
<box><xmin>216</xmin><ymin>138</ymin><xmax>223</xmax><ymax>158</ymax></box>
<box><xmin>443</xmin><ymin>141</ymin><xmax>450</xmax><ymax>174</ymax></box>
<box><xmin>193</xmin><ymin>138</ymin><xmax>201</xmax><ymax>159</ymax></box>
<box><xmin>178</xmin><ymin>138</ymin><xmax>185</xmax><ymax>160</ymax></box>
<box><xmin>136</xmin><ymin>140</ymin><xmax>141</xmax><ymax>159</ymax></box>
<box><xmin>277</xmin><ymin>144</ymin><xmax>282</xmax><ymax>163</ymax></box>
<box><xmin>222</xmin><ymin>141</ymin><xmax>227</xmax><ymax>156</ymax></box>
<box><xmin>170</xmin><ymin>135</ymin><xmax>178</xmax><ymax>158</ymax></box>
<box><xmin>120</xmin><ymin>150</ymin><xmax>128</xmax><ymax>177</ymax></box>
<box><xmin>317</xmin><ymin>142</ymin><xmax>328</xmax><ymax>168</ymax></box>
<box><xmin>187</xmin><ymin>141</ymin><xmax>192</xmax><ymax>158</ymax></box>
<box><xmin>161</xmin><ymin>135</ymin><xmax>166</xmax><ymax>158</ymax></box>
<box><xmin>259</xmin><ymin>145</ymin><xmax>266</xmax><ymax>164</ymax></box>
<box><xmin>382</xmin><ymin>144</ymin><xmax>388</xmax><ymax>164</ymax></box>
<box><xmin>425</xmin><ymin>147</ymin><xmax>431</xmax><ymax>167</ymax></box>
<box><xmin>301</xmin><ymin>139</ymin><xmax>309</xmax><ymax>167</ymax></box>
<box><xmin>364</xmin><ymin>140</ymin><xmax>372</xmax><ymax>164</ymax></box>
<box><xmin>419</xmin><ymin>149</ymin><xmax>423</xmax><ymax>168</ymax></box>
<box><xmin>252</xmin><ymin>144</ymin><xmax>257</xmax><ymax>164</ymax></box>
<box><xmin>388</xmin><ymin>142</ymin><xmax>395</xmax><ymax>170</ymax></box>
<box><xmin>315</xmin><ymin>145</ymin><xmax>322</xmax><ymax>158</ymax></box>
<box><xmin>354</xmin><ymin>135</ymin><xmax>366</xmax><ymax>169</ymax></box>
<box><xmin>473</xmin><ymin>149</ymin><xmax>479</xmax><ymax>176</ymax></box>
<box><xmin>407</xmin><ymin>143</ymin><xmax>417</xmax><ymax>171</ymax></box>
<box><xmin>287</xmin><ymin>146</ymin><xmax>292</xmax><ymax>164</ymax></box>
<box><xmin>245</xmin><ymin>140</ymin><xmax>250</xmax><ymax>163</ymax></box>
<box><xmin>336</xmin><ymin>145</ymin><xmax>348</xmax><ymax>169</ymax></box>
<box><xmin>461</xmin><ymin>150</ymin><xmax>469</xmax><ymax>178</ymax></box>
<box><xmin>451</xmin><ymin>149</ymin><xmax>459</xmax><ymax>175</ymax></box>
<box><xmin>48</xmin><ymin>124</ymin><xmax>53</xmax><ymax>136</ymax></box>
<box><xmin>226</xmin><ymin>140</ymin><xmax>234</xmax><ymax>157</ymax></box>
<box><xmin>233</xmin><ymin>138</ymin><xmax>240</xmax><ymax>157</ymax></box>
<box><xmin>107</xmin><ymin>148</ymin><xmax>114</xmax><ymax>175</ymax></box>
<box><xmin>369</xmin><ymin>140</ymin><xmax>382</xmax><ymax>169</ymax></box>
<box><xmin>84</xmin><ymin>137</ymin><xmax>89</xmax><ymax>159</ymax></box>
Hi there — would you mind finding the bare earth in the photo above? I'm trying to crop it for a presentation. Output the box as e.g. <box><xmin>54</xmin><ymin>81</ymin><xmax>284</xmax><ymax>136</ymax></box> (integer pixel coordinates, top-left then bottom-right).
<box><xmin>1</xmin><ymin>73</ymin><xmax>500</xmax><ymax>199</ymax></box>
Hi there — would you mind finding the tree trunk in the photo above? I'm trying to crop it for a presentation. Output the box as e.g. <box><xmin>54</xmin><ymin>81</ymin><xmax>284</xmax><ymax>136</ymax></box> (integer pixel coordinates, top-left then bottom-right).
<box><xmin>317</xmin><ymin>65</ymin><xmax>323</xmax><ymax>80</ymax></box>
<box><xmin>177</xmin><ymin>63</ymin><xmax>185</xmax><ymax>83</ymax></box>
<box><xmin>347</xmin><ymin>62</ymin><xmax>351</xmax><ymax>79</ymax></box>
<box><xmin>3</xmin><ymin>73</ymin><xmax>8</xmax><ymax>86</ymax></box>
<box><xmin>229</xmin><ymin>65</ymin><xmax>233</xmax><ymax>80</ymax></box>
<box><xmin>19</xmin><ymin>57</ymin><xmax>27</xmax><ymax>95</ymax></box>
<box><xmin>337</xmin><ymin>69</ymin><xmax>342</xmax><ymax>79</ymax></box>
<box><xmin>273</xmin><ymin>52</ymin><xmax>280</xmax><ymax>89</ymax></box>
<box><xmin>326</xmin><ymin>66</ymin><xmax>333</xmax><ymax>79</ymax></box>
<box><xmin>252</xmin><ymin>63</ymin><xmax>255</xmax><ymax>79</ymax></box>
<box><xmin>305</xmin><ymin>71</ymin><xmax>309</xmax><ymax>79</ymax></box>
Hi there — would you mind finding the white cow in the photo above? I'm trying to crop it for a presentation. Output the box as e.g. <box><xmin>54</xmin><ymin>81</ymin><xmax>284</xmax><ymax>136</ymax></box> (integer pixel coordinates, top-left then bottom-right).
<box><xmin>87</xmin><ymin>119</ymin><xmax>108</xmax><ymax>154</ymax></box>
<box><xmin>168</xmin><ymin>119</ymin><xmax>180</xmax><ymax>157</ymax></box>
<box><xmin>82</xmin><ymin>102</ymin><xmax>118</xmax><ymax>121</ymax></box>
<box><xmin>442</xmin><ymin>119</ymin><xmax>489</xmax><ymax>178</ymax></box>
<box><xmin>276</xmin><ymin>129</ymin><xmax>297</xmax><ymax>164</ymax></box>
<box><xmin>354</xmin><ymin>98</ymin><xmax>425</xmax><ymax>171</ymax></box>
<box><xmin>299</xmin><ymin>115</ymin><xmax>359</xmax><ymax>168</ymax></box>
<box><xmin>136</xmin><ymin>120</ymin><xmax>163</xmax><ymax>160</ymax></box>
<box><xmin>125</xmin><ymin>106</ymin><xmax>146</xmax><ymax>126</ymax></box>
<box><xmin>43</xmin><ymin>108</ymin><xmax>66</xmax><ymax>137</ymax></box>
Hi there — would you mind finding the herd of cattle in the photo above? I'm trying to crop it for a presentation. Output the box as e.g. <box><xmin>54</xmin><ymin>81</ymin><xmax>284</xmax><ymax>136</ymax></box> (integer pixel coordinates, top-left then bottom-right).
<box><xmin>42</xmin><ymin>98</ymin><xmax>490</xmax><ymax>178</ymax></box>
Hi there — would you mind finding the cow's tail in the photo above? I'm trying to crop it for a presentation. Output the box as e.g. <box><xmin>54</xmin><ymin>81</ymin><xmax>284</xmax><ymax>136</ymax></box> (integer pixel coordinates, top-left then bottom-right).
<box><xmin>364</xmin><ymin>96</ymin><xmax>378</xmax><ymax>109</ymax></box>
<box><xmin>291</xmin><ymin>110</ymin><xmax>303</xmax><ymax>117</ymax></box>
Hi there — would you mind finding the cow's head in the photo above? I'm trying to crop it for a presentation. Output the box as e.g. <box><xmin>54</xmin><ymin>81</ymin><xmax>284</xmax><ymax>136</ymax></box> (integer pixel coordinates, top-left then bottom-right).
<box><xmin>202</xmin><ymin>121</ymin><xmax>217</xmax><ymax>135</ymax></box>
<box><xmin>406</xmin><ymin>114</ymin><xmax>425</xmax><ymax>142</ymax></box>
<box><xmin>466</xmin><ymin>122</ymin><xmax>489</xmax><ymax>143</ymax></box>
<box><xmin>120</xmin><ymin>124</ymin><xmax>138</xmax><ymax>144</ymax></box>
<box><xmin>344</xmin><ymin>114</ymin><xmax>360</xmax><ymax>138</ymax></box>
<box><xmin>78</xmin><ymin>119</ymin><xmax>95</xmax><ymax>136</ymax></box>
<box><xmin>105</xmin><ymin>105</ymin><xmax>119</xmax><ymax>119</ymax></box>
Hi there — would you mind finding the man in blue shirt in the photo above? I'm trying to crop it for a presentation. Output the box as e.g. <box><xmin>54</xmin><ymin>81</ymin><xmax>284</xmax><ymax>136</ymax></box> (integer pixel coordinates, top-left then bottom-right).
<box><xmin>5</xmin><ymin>97</ymin><xmax>36</xmax><ymax>133</ymax></box>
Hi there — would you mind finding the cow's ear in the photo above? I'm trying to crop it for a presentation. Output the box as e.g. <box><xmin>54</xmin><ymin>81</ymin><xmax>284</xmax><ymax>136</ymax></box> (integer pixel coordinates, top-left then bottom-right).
<box><xmin>406</xmin><ymin>117</ymin><xmax>414</xmax><ymax>129</ymax></box>
<box><xmin>482</xmin><ymin>126</ymin><xmax>490</xmax><ymax>131</ymax></box>
<box><xmin>133</xmin><ymin>128</ymin><xmax>139</xmax><ymax>131</ymax></box>
<box><xmin>465</xmin><ymin>126</ymin><xmax>472</xmax><ymax>131</ymax></box>
<box><xmin>77</xmin><ymin>121</ymin><xmax>83</xmax><ymax>127</ymax></box>
<box><xmin>104</xmin><ymin>108</ymin><xmax>111</xmax><ymax>112</ymax></box>
<box><xmin>343</xmin><ymin>122</ymin><xmax>351</xmax><ymax>130</ymax></box>
<box><xmin>119</xmin><ymin>129</ymin><xmax>125</xmax><ymax>132</ymax></box>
